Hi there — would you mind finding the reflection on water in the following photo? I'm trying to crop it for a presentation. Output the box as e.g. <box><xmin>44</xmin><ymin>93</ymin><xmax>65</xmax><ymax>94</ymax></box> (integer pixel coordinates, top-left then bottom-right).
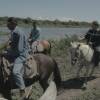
<box><xmin>0</xmin><ymin>27</ymin><xmax>89</xmax><ymax>44</ymax></box>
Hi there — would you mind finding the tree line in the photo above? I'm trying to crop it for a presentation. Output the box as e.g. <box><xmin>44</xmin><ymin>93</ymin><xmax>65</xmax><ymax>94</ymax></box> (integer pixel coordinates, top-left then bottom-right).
<box><xmin>0</xmin><ymin>16</ymin><xmax>92</xmax><ymax>27</ymax></box>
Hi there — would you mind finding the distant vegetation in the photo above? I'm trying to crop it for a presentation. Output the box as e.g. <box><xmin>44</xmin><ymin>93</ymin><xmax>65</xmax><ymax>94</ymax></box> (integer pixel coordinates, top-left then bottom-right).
<box><xmin>0</xmin><ymin>32</ymin><xmax>9</xmax><ymax>35</ymax></box>
<box><xmin>0</xmin><ymin>16</ymin><xmax>93</xmax><ymax>27</ymax></box>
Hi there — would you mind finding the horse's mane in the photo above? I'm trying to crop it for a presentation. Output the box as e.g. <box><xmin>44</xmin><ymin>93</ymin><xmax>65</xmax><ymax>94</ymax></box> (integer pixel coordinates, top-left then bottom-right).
<box><xmin>79</xmin><ymin>43</ymin><xmax>90</xmax><ymax>50</ymax></box>
<box><xmin>71</xmin><ymin>41</ymin><xmax>89</xmax><ymax>49</ymax></box>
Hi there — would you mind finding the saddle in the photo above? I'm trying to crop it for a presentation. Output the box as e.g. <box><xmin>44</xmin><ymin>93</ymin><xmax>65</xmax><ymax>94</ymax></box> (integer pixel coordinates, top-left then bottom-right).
<box><xmin>1</xmin><ymin>55</ymin><xmax>38</xmax><ymax>81</ymax></box>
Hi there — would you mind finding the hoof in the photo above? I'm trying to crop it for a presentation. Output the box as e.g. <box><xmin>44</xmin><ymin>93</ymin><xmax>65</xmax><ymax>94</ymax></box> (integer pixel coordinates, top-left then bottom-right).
<box><xmin>81</xmin><ymin>86</ymin><xmax>87</xmax><ymax>90</ymax></box>
<box><xmin>81</xmin><ymin>83</ymin><xmax>87</xmax><ymax>90</ymax></box>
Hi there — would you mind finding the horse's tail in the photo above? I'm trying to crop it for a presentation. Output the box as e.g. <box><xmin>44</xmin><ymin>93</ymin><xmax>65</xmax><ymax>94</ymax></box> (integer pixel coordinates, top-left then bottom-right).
<box><xmin>53</xmin><ymin>59</ymin><xmax>62</xmax><ymax>88</ymax></box>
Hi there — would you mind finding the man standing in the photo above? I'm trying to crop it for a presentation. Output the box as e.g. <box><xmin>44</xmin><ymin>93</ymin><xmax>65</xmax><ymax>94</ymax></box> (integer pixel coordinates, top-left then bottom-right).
<box><xmin>7</xmin><ymin>17</ymin><xmax>29</xmax><ymax>96</ymax></box>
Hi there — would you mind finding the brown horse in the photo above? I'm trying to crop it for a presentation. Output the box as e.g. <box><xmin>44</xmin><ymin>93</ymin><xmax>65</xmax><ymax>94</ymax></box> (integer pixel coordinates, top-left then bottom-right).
<box><xmin>31</xmin><ymin>40</ymin><xmax>51</xmax><ymax>55</ymax></box>
<box><xmin>0</xmin><ymin>53</ymin><xmax>61</xmax><ymax>100</ymax></box>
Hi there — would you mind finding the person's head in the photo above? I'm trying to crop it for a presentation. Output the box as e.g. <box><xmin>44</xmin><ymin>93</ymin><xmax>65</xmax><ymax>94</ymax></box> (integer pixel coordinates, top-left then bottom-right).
<box><xmin>32</xmin><ymin>21</ymin><xmax>37</xmax><ymax>28</ymax></box>
<box><xmin>91</xmin><ymin>21</ymin><xmax>99</xmax><ymax>30</ymax></box>
<box><xmin>7</xmin><ymin>17</ymin><xmax>17</xmax><ymax>31</ymax></box>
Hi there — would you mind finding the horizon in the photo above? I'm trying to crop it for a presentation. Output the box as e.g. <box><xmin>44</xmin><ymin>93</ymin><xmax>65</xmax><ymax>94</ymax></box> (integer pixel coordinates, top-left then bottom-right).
<box><xmin>0</xmin><ymin>16</ymin><xmax>94</xmax><ymax>23</ymax></box>
<box><xmin>0</xmin><ymin>0</ymin><xmax>100</xmax><ymax>23</ymax></box>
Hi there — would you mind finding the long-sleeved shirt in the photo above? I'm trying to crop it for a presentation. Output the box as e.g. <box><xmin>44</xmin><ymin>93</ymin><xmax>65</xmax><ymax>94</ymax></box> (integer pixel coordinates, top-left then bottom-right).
<box><xmin>29</xmin><ymin>27</ymin><xmax>40</xmax><ymax>42</ymax></box>
<box><xmin>85</xmin><ymin>29</ymin><xmax>100</xmax><ymax>47</ymax></box>
<box><xmin>10</xmin><ymin>27</ymin><xmax>29</xmax><ymax>57</ymax></box>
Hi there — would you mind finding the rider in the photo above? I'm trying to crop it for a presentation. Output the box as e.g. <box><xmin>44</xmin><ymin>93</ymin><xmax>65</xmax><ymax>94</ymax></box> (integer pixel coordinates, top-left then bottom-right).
<box><xmin>6</xmin><ymin>17</ymin><xmax>29</xmax><ymax>96</ymax></box>
<box><xmin>29</xmin><ymin>21</ymin><xmax>40</xmax><ymax>45</ymax></box>
<box><xmin>84</xmin><ymin>21</ymin><xmax>100</xmax><ymax>66</ymax></box>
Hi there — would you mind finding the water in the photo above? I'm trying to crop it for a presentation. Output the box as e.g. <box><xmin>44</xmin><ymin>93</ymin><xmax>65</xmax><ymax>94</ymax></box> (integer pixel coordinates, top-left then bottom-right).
<box><xmin>0</xmin><ymin>27</ymin><xmax>89</xmax><ymax>44</ymax></box>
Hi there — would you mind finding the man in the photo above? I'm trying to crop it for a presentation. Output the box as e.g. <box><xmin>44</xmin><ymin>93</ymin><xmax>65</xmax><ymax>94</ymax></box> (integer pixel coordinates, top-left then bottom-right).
<box><xmin>6</xmin><ymin>17</ymin><xmax>29</xmax><ymax>96</ymax></box>
<box><xmin>85</xmin><ymin>21</ymin><xmax>100</xmax><ymax>66</ymax></box>
<box><xmin>29</xmin><ymin>21</ymin><xmax>40</xmax><ymax>45</ymax></box>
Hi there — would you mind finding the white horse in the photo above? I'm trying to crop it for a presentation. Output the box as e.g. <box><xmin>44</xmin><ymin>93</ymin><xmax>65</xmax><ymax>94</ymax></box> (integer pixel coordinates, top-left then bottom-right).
<box><xmin>70</xmin><ymin>41</ymin><xmax>100</xmax><ymax>78</ymax></box>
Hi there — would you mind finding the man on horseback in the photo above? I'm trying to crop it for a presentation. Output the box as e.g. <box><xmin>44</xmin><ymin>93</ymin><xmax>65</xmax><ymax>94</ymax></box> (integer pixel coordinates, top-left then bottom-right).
<box><xmin>29</xmin><ymin>21</ymin><xmax>40</xmax><ymax>45</ymax></box>
<box><xmin>85</xmin><ymin>21</ymin><xmax>100</xmax><ymax>66</ymax></box>
<box><xmin>5</xmin><ymin>17</ymin><xmax>29</xmax><ymax>96</ymax></box>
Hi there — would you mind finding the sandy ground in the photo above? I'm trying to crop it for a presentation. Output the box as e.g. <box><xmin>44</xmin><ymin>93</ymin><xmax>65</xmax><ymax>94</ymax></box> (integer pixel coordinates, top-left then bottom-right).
<box><xmin>56</xmin><ymin>75</ymin><xmax>100</xmax><ymax>100</ymax></box>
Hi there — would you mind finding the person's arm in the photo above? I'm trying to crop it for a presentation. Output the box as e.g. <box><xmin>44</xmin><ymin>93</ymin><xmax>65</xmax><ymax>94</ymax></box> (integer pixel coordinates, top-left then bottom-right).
<box><xmin>17</xmin><ymin>30</ymin><xmax>26</xmax><ymax>55</ymax></box>
<box><xmin>31</xmin><ymin>28</ymin><xmax>40</xmax><ymax>42</ymax></box>
<box><xmin>32</xmin><ymin>30</ymin><xmax>40</xmax><ymax>41</ymax></box>
<box><xmin>84</xmin><ymin>30</ymin><xmax>92</xmax><ymax>44</ymax></box>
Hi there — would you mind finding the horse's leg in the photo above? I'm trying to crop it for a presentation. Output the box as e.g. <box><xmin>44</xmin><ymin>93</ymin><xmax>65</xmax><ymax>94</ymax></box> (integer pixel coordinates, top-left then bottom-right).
<box><xmin>89</xmin><ymin>51</ymin><xmax>100</xmax><ymax>76</ymax></box>
<box><xmin>84</xmin><ymin>64</ymin><xmax>90</xmax><ymax>77</ymax></box>
<box><xmin>2</xmin><ymin>89</ymin><xmax>12</xmax><ymax>100</ymax></box>
<box><xmin>76</xmin><ymin>65</ymin><xmax>83</xmax><ymax>78</ymax></box>
<box><xmin>82</xmin><ymin>64</ymin><xmax>91</xmax><ymax>90</ymax></box>
<box><xmin>82</xmin><ymin>65</ymin><xmax>90</xmax><ymax>88</ymax></box>
<box><xmin>39</xmin><ymin>73</ymin><xmax>49</xmax><ymax>92</ymax></box>
<box><xmin>24</xmin><ymin>85</ymin><xmax>33</xmax><ymax>100</ymax></box>
<box><xmin>89</xmin><ymin>65</ymin><xmax>96</xmax><ymax>77</ymax></box>
<box><xmin>39</xmin><ymin>79</ymin><xmax>49</xmax><ymax>92</ymax></box>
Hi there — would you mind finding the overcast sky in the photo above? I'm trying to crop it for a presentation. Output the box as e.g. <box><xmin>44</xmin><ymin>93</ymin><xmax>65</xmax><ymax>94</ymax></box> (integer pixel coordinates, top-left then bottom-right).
<box><xmin>0</xmin><ymin>0</ymin><xmax>100</xmax><ymax>22</ymax></box>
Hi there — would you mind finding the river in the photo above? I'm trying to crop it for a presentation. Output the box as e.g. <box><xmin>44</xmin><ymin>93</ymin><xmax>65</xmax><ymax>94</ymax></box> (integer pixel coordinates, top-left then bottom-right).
<box><xmin>0</xmin><ymin>27</ymin><xmax>89</xmax><ymax>44</ymax></box>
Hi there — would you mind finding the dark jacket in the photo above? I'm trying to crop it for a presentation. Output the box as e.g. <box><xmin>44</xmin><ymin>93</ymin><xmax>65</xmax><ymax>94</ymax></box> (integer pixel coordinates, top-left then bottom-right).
<box><xmin>85</xmin><ymin>29</ymin><xmax>100</xmax><ymax>47</ymax></box>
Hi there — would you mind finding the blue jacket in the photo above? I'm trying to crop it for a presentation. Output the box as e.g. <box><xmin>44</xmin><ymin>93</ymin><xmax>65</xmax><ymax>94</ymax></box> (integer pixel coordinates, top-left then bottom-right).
<box><xmin>30</xmin><ymin>27</ymin><xmax>40</xmax><ymax>42</ymax></box>
<box><xmin>10</xmin><ymin>27</ymin><xmax>29</xmax><ymax>58</ymax></box>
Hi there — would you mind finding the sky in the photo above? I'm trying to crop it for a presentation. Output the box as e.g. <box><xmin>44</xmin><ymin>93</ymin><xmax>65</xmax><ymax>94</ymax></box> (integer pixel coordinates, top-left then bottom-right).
<box><xmin>0</xmin><ymin>0</ymin><xmax>100</xmax><ymax>22</ymax></box>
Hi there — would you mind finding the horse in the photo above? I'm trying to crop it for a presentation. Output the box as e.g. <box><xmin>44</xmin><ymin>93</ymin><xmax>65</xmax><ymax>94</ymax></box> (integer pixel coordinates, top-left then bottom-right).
<box><xmin>31</xmin><ymin>40</ymin><xmax>51</xmax><ymax>55</ymax></box>
<box><xmin>0</xmin><ymin>53</ymin><xmax>61</xmax><ymax>100</ymax></box>
<box><xmin>70</xmin><ymin>41</ymin><xmax>100</xmax><ymax>78</ymax></box>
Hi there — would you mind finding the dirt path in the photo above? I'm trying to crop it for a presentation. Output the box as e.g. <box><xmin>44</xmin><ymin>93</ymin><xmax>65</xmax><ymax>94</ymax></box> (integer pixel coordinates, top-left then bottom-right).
<box><xmin>56</xmin><ymin>76</ymin><xmax>100</xmax><ymax>100</ymax></box>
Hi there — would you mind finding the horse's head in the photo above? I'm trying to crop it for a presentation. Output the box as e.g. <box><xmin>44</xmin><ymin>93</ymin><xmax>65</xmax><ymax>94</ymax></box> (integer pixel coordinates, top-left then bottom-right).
<box><xmin>70</xmin><ymin>41</ymin><xmax>93</xmax><ymax>65</ymax></box>
<box><xmin>31</xmin><ymin>40</ymin><xmax>51</xmax><ymax>55</ymax></box>
<box><xmin>25</xmin><ymin>55</ymin><xmax>34</xmax><ymax>66</ymax></box>
<box><xmin>70</xmin><ymin>42</ymin><xmax>82</xmax><ymax>65</ymax></box>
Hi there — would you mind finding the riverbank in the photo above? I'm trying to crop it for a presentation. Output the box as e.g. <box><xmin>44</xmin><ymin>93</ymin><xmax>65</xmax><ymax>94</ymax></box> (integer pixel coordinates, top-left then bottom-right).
<box><xmin>0</xmin><ymin>32</ymin><xmax>9</xmax><ymax>35</ymax></box>
<box><xmin>0</xmin><ymin>17</ymin><xmax>92</xmax><ymax>28</ymax></box>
